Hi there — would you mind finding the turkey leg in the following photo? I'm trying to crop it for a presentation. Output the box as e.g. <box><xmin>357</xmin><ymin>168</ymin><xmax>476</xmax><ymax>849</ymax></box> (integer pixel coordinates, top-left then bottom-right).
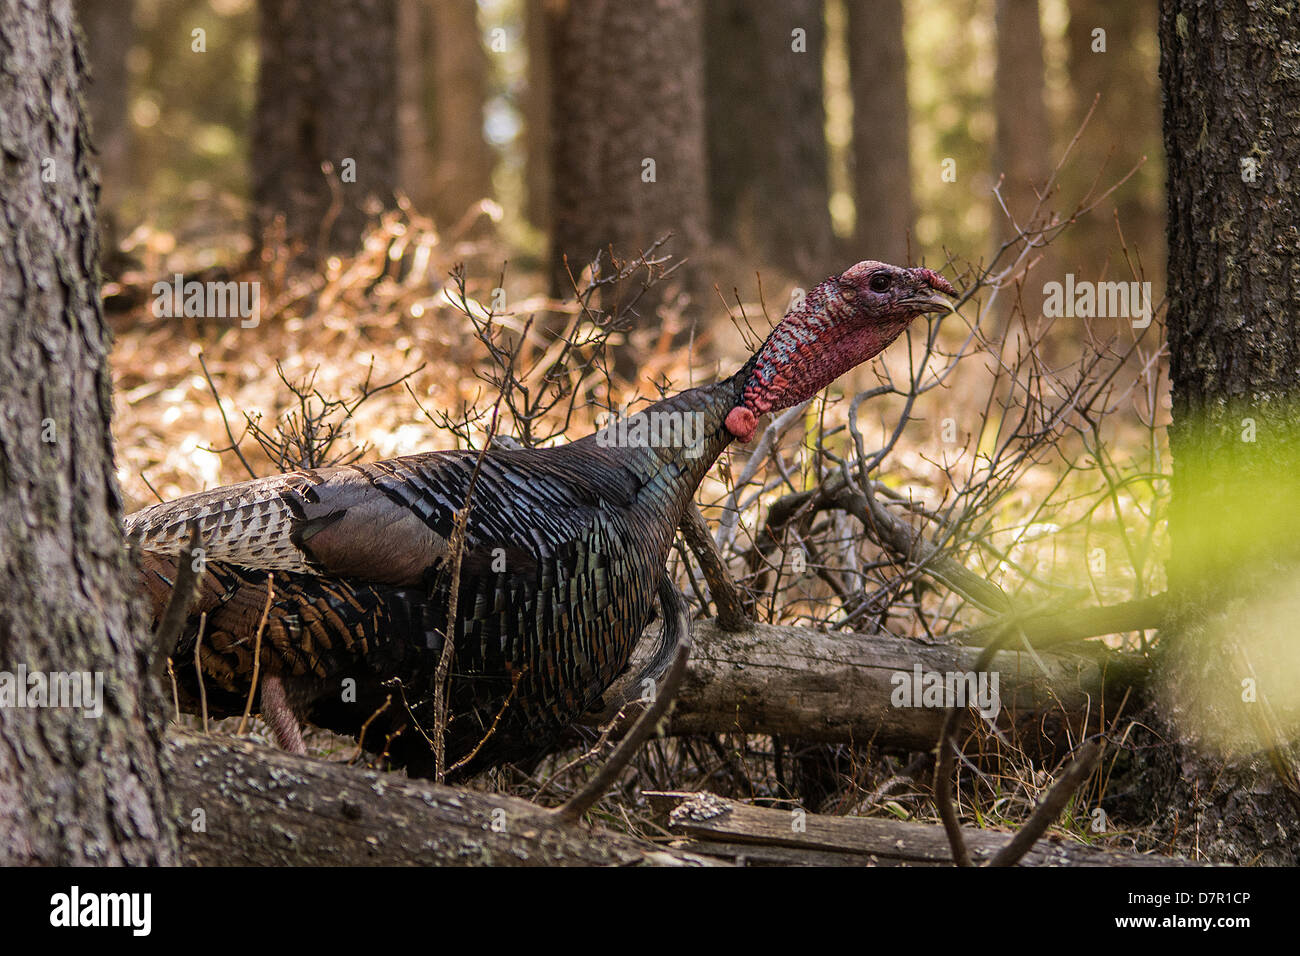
<box><xmin>260</xmin><ymin>674</ymin><xmax>307</xmax><ymax>755</ymax></box>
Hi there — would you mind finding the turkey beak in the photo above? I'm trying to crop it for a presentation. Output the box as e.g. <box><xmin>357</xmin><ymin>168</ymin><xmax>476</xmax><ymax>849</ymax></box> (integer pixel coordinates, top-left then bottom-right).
<box><xmin>905</xmin><ymin>289</ymin><xmax>957</xmax><ymax>314</ymax></box>
<box><xmin>902</xmin><ymin>268</ymin><xmax>957</xmax><ymax>314</ymax></box>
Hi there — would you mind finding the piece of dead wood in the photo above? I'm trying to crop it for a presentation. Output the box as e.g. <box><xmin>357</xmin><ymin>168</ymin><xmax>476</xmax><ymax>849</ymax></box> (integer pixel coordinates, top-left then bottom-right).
<box><xmin>679</xmin><ymin>503</ymin><xmax>751</xmax><ymax>631</ymax></box>
<box><xmin>592</xmin><ymin>618</ymin><xmax>1144</xmax><ymax>756</ymax></box>
<box><xmin>646</xmin><ymin>791</ymin><xmax>1206</xmax><ymax>867</ymax></box>
<box><xmin>166</xmin><ymin>730</ymin><xmax>717</xmax><ymax>867</ymax></box>
<box><xmin>950</xmin><ymin>595</ymin><xmax>1168</xmax><ymax>648</ymax></box>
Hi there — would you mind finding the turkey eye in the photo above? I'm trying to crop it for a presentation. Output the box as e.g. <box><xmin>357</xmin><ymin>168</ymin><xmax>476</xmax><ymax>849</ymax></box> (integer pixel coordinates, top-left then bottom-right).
<box><xmin>869</xmin><ymin>274</ymin><xmax>892</xmax><ymax>293</ymax></box>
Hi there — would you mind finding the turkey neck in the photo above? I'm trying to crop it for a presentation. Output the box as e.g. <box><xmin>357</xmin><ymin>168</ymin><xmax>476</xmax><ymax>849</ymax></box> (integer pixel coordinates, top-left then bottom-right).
<box><xmin>574</xmin><ymin>373</ymin><xmax>744</xmax><ymax>529</ymax></box>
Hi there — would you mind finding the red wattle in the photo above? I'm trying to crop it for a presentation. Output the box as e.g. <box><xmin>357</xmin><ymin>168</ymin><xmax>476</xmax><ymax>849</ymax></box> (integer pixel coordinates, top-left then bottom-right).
<box><xmin>725</xmin><ymin>406</ymin><xmax>758</xmax><ymax>442</ymax></box>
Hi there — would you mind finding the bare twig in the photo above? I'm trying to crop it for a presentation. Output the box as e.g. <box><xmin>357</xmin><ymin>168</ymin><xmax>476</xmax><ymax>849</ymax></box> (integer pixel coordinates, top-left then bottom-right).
<box><xmin>193</xmin><ymin>611</ymin><xmax>209</xmax><ymax>734</ymax></box>
<box><xmin>432</xmin><ymin>404</ymin><xmax>502</xmax><ymax>781</ymax></box>
<box><xmin>352</xmin><ymin>695</ymin><xmax>392</xmax><ymax>766</ymax></box>
<box><xmin>932</xmin><ymin>628</ymin><xmax>1014</xmax><ymax>867</ymax></box>
<box><xmin>197</xmin><ymin>352</ymin><xmax>258</xmax><ymax>480</ymax></box>
<box><xmin>933</xmin><ymin>702</ymin><xmax>973</xmax><ymax>867</ymax></box>
<box><xmin>149</xmin><ymin>522</ymin><xmax>204</xmax><ymax>686</ymax></box>
<box><xmin>448</xmin><ymin>667</ymin><xmax>530</xmax><ymax>775</ymax></box>
<box><xmin>236</xmin><ymin>573</ymin><xmax>276</xmax><ymax>736</ymax></box>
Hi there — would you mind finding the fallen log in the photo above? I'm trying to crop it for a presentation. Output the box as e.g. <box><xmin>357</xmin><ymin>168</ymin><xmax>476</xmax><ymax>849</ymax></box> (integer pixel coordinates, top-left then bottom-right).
<box><xmin>593</xmin><ymin>618</ymin><xmax>1145</xmax><ymax>755</ymax></box>
<box><xmin>646</xmin><ymin>791</ymin><xmax>1204</xmax><ymax>867</ymax></box>
<box><xmin>165</xmin><ymin>731</ymin><xmax>716</xmax><ymax>867</ymax></box>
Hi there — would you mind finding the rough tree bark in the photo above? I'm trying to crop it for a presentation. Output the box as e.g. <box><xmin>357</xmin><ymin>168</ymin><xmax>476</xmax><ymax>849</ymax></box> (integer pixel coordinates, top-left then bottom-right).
<box><xmin>847</xmin><ymin>0</ymin><xmax>914</xmax><ymax>265</ymax></box>
<box><xmin>251</xmin><ymin>0</ymin><xmax>397</xmax><ymax>261</ymax></box>
<box><xmin>0</xmin><ymin>0</ymin><xmax>176</xmax><ymax>865</ymax></box>
<box><xmin>169</xmin><ymin>732</ymin><xmax>713</xmax><ymax>866</ymax></box>
<box><xmin>547</xmin><ymin>0</ymin><xmax>709</xmax><ymax>354</ymax></box>
<box><xmin>705</xmin><ymin>0</ymin><xmax>835</xmax><ymax>277</ymax></box>
<box><xmin>1149</xmin><ymin>0</ymin><xmax>1300</xmax><ymax>864</ymax></box>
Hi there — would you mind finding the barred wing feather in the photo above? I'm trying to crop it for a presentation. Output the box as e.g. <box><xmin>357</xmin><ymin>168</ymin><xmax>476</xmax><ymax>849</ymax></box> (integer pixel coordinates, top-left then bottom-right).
<box><xmin>124</xmin><ymin>462</ymin><xmax>449</xmax><ymax>585</ymax></box>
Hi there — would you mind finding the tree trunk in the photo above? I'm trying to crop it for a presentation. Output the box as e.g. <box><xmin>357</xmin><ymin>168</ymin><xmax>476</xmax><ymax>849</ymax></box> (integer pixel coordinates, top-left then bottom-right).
<box><xmin>251</xmin><ymin>0</ymin><xmax>398</xmax><ymax>262</ymax></box>
<box><xmin>429</xmin><ymin>0</ymin><xmax>493</xmax><ymax>227</ymax></box>
<box><xmin>705</xmin><ymin>0</ymin><xmax>835</xmax><ymax>278</ymax></box>
<box><xmin>523</xmin><ymin>0</ymin><xmax>551</xmax><ymax>232</ymax></box>
<box><xmin>847</xmin><ymin>0</ymin><xmax>913</xmax><ymax>265</ymax></box>
<box><xmin>75</xmin><ymin>0</ymin><xmax>134</xmax><ymax>264</ymax></box>
<box><xmin>1064</xmin><ymin>0</ymin><xmax>1164</xmax><ymax>282</ymax></box>
<box><xmin>547</xmin><ymin>0</ymin><xmax>709</xmax><ymax>360</ymax></box>
<box><xmin>396</xmin><ymin>0</ymin><xmax>435</xmax><ymax>213</ymax></box>
<box><xmin>0</xmin><ymin>0</ymin><xmax>176</xmax><ymax>865</ymax></box>
<box><xmin>993</xmin><ymin>0</ymin><xmax>1056</xmax><ymax>312</ymax></box>
<box><xmin>1151</xmin><ymin>0</ymin><xmax>1300</xmax><ymax>864</ymax></box>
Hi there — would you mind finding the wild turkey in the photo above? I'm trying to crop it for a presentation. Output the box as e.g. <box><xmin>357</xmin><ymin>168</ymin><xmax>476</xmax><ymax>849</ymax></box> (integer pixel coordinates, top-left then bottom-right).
<box><xmin>128</xmin><ymin>260</ymin><xmax>955</xmax><ymax>778</ymax></box>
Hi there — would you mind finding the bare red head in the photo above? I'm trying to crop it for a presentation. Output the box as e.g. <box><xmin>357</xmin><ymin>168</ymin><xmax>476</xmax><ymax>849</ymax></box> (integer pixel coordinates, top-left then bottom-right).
<box><xmin>724</xmin><ymin>261</ymin><xmax>956</xmax><ymax>442</ymax></box>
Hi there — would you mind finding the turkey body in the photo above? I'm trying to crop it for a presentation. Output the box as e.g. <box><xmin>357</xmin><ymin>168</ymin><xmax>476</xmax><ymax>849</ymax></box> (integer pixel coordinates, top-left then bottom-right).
<box><xmin>132</xmin><ymin>380</ymin><xmax>740</xmax><ymax>777</ymax></box>
<box><xmin>128</xmin><ymin>259</ymin><xmax>955</xmax><ymax>777</ymax></box>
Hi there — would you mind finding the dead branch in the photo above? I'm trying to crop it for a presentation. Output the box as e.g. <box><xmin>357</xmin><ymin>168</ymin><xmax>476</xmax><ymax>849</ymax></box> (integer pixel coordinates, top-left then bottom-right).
<box><xmin>932</xmin><ymin>627</ymin><xmax>1013</xmax><ymax>866</ymax></box>
<box><xmin>951</xmin><ymin>594</ymin><xmax>1168</xmax><ymax>648</ymax></box>
<box><xmin>679</xmin><ymin>504</ymin><xmax>751</xmax><ymax>631</ymax></box>
<box><xmin>197</xmin><ymin>352</ymin><xmax>258</xmax><ymax>480</ymax></box>
<box><xmin>934</xmin><ymin>702</ymin><xmax>973</xmax><ymax>866</ymax></box>
<box><xmin>432</xmin><ymin>404</ymin><xmax>500</xmax><ymax>781</ymax></box>
<box><xmin>236</xmin><ymin>573</ymin><xmax>275</xmax><ymax>736</ymax></box>
<box><xmin>832</xmin><ymin>484</ymin><xmax>1014</xmax><ymax>615</ymax></box>
<box><xmin>554</xmin><ymin>603</ymin><xmax>691</xmax><ymax>824</ymax></box>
